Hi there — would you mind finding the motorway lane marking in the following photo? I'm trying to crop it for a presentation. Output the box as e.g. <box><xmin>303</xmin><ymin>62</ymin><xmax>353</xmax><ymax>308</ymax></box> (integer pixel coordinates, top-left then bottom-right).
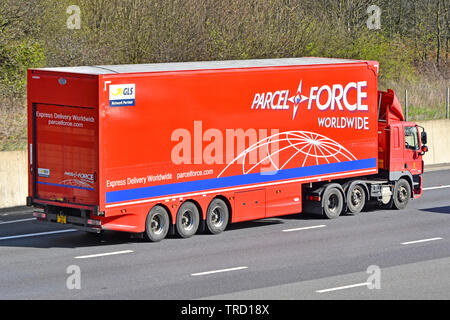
<box><xmin>423</xmin><ymin>185</ymin><xmax>450</xmax><ymax>191</ymax></box>
<box><xmin>401</xmin><ymin>237</ymin><xmax>443</xmax><ymax>245</ymax></box>
<box><xmin>282</xmin><ymin>225</ymin><xmax>326</xmax><ymax>232</ymax></box>
<box><xmin>316</xmin><ymin>282</ymin><xmax>369</xmax><ymax>293</ymax></box>
<box><xmin>74</xmin><ymin>250</ymin><xmax>134</xmax><ymax>259</ymax></box>
<box><xmin>0</xmin><ymin>229</ymin><xmax>77</xmax><ymax>241</ymax></box>
<box><xmin>191</xmin><ymin>266</ymin><xmax>248</xmax><ymax>277</ymax></box>
<box><xmin>0</xmin><ymin>218</ymin><xmax>36</xmax><ymax>225</ymax></box>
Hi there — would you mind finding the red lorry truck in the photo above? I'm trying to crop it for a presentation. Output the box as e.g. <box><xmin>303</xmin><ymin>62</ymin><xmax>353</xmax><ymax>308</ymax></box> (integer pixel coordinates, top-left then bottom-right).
<box><xmin>27</xmin><ymin>57</ymin><xmax>428</xmax><ymax>241</ymax></box>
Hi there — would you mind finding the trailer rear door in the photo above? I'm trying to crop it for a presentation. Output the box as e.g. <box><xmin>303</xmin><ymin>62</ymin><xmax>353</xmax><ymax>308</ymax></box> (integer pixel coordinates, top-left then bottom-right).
<box><xmin>33</xmin><ymin>103</ymin><xmax>98</xmax><ymax>205</ymax></box>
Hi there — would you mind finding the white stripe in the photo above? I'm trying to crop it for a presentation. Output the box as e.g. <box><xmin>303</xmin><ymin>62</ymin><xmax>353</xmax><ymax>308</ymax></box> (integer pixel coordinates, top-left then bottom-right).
<box><xmin>401</xmin><ymin>237</ymin><xmax>443</xmax><ymax>245</ymax></box>
<box><xmin>0</xmin><ymin>229</ymin><xmax>77</xmax><ymax>241</ymax></box>
<box><xmin>423</xmin><ymin>185</ymin><xmax>450</xmax><ymax>191</ymax></box>
<box><xmin>74</xmin><ymin>250</ymin><xmax>134</xmax><ymax>259</ymax></box>
<box><xmin>191</xmin><ymin>266</ymin><xmax>248</xmax><ymax>276</ymax></box>
<box><xmin>316</xmin><ymin>282</ymin><xmax>369</xmax><ymax>293</ymax></box>
<box><xmin>0</xmin><ymin>218</ymin><xmax>36</xmax><ymax>225</ymax></box>
<box><xmin>102</xmin><ymin>224</ymin><xmax>136</xmax><ymax>229</ymax></box>
<box><xmin>106</xmin><ymin>168</ymin><xmax>377</xmax><ymax>208</ymax></box>
<box><xmin>282</xmin><ymin>225</ymin><xmax>326</xmax><ymax>232</ymax></box>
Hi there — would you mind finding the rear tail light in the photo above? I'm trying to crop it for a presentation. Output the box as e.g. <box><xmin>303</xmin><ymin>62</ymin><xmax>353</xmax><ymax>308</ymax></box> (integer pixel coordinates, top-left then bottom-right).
<box><xmin>33</xmin><ymin>211</ymin><xmax>46</xmax><ymax>219</ymax></box>
<box><xmin>308</xmin><ymin>195</ymin><xmax>321</xmax><ymax>201</ymax></box>
<box><xmin>87</xmin><ymin>219</ymin><xmax>101</xmax><ymax>226</ymax></box>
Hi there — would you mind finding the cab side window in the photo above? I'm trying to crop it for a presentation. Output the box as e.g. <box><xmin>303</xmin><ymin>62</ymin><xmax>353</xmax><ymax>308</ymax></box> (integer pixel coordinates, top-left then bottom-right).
<box><xmin>404</xmin><ymin>126</ymin><xmax>419</xmax><ymax>150</ymax></box>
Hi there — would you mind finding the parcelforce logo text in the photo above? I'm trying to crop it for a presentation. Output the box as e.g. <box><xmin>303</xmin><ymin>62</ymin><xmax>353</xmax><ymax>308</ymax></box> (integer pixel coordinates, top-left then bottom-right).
<box><xmin>250</xmin><ymin>81</ymin><xmax>369</xmax><ymax>120</ymax></box>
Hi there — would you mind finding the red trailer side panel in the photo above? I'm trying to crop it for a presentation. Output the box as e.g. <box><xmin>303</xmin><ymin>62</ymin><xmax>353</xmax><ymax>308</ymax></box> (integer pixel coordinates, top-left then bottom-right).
<box><xmin>99</xmin><ymin>61</ymin><xmax>378</xmax><ymax>217</ymax></box>
<box><xmin>28</xmin><ymin>58</ymin><xmax>379</xmax><ymax>232</ymax></box>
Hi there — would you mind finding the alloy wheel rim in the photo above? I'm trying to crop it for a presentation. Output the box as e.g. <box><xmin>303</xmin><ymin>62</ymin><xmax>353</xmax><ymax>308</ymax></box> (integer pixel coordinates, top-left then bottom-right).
<box><xmin>151</xmin><ymin>213</ymin><xmax>164</xmax><ymax>235</ymax></box>
<box><xmin>181</xmin><ymin>210</ymin><xmax>194</xmax><ymax>230</ymax></box>
<box><xmin>351</xmin><ymin>188</ymin><xmax>362</xmax><ymax>206</ymax></box>
<box><xmin>210</xmin><ymin>206</ymin><xmax>224</xmax><ymax>227</ymax></box>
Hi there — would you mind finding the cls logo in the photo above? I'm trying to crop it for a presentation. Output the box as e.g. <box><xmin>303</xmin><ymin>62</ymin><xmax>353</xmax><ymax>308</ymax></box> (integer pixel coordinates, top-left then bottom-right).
<box><xmin>111</xmin><ymin>87</ymin><xmax>134</xmax><ymax>96</ymax></box>
<box><xmin>109</xmin><ymin>83</ymin><xmax>136</xmax><ymax>107</ymax></box>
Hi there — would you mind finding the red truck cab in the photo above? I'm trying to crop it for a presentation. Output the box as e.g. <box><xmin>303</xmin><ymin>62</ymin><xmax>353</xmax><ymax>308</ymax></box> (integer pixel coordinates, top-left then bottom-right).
<box><xmin>377</xmin><ymin>89</ymin><xmax>428</xmax><ymax>207</ymax></box>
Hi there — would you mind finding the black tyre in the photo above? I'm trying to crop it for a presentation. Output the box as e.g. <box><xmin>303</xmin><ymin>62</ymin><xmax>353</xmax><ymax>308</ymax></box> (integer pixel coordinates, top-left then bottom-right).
<box><xmin>380</xmin><ymin>197</ymin><xmax>394</xmax><ymax>209</ymax></box>
<box><xmin>176</xmin><ymin>201</ymin><xmax>200</xmax><ymax>238</ymax></box>
<box><xmin>392</xmin><ymin>178</ymin><xmax>411</xmax><ymax>210</ymax></box>
<box><xmin>145</xmin><ymin>205</ymin><xmax>170</xmax><ymax>242</ymax></box>
<box><xmin>346</xmin><ymin>184</ymin><xmax>366</xmax><ymax>214</ymax></box>
<box><xmin>322</xmin><ymin>187</ymin><xmax>344</xmax><ymax>219</ymax></box>
<box><xmin>206</xmin><ymin>198</ymin><xmax>229</xmax><ymax>234</ymax></box>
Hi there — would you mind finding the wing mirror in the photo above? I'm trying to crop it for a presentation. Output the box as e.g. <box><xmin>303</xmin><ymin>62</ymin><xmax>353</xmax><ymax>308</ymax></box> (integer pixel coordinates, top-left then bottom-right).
<box><xmin>421</xmin><ymin>131</ymin><xmax>427</xmax><ymax>145</ymax></box>
<box><xmin>419</xmin><ymin>145</ymin><xmax>428</xmax><ymax>156</ymax></box>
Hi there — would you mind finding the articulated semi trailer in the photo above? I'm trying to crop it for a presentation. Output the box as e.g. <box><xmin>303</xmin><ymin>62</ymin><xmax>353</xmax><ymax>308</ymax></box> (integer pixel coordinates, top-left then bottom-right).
<box><xmin>27</xmin><ymin>57</ymin><xmax>428</xmax><ymax>241</ymax></box>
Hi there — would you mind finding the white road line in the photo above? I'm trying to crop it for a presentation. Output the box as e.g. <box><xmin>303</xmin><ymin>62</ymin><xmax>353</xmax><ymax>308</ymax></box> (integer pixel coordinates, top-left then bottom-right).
<box><xmin>401</xmin><ymin>237</ymin><xmax>443</xmax><ymax>245</ymax></box>
<box><xmin>0</xmin><ymin>218</ymin><xmax>36</xmax><ymax>225</ymax></box>
<box><xmin>282</xmin><ymin>225</ymin><xmax>326</xmax><ymax>232</ymax></box>
<box><xmin>191</xmin><ymin>266</ymin><xmax>248</xmax><ymax>277</ymax></box>
<box><xmin>316</xmin><ymin>282</ymin><xmax>369</xmax><ymax>293</ymax></box>
<box><xmin>423</xmin><ymin>185</ymin><xmax>450</xmax><ymax>191</ymax></box>
<box><xmin>0</xmin><ymin>229</ymin><xmax>77</xmax><ymax>241</ymax></box>
<box><xmin>74</xmin><ymin>250</ymin><xmax>134</xmax><ymax>259</ymax></box>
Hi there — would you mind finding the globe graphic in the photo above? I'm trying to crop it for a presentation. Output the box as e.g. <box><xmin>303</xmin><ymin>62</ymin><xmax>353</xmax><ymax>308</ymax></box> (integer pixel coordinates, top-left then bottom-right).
<box><xmin>218</xmin><ymin>130</ymin><xmax>357</xmax><ymax>177</ymax></box>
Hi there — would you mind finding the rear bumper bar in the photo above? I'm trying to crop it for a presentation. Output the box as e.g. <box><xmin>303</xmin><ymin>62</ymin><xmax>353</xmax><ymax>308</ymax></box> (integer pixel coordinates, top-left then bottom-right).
<box><xmin>33</xmin><ymin>211</ymin><xmax>102</xmax><ymax>233</ymax></box>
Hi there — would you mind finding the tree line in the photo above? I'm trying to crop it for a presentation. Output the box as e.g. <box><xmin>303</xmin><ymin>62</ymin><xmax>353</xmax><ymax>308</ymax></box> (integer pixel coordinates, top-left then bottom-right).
<box><xmin>0</xmin><ymin>0</ymin><xmax>448</xmax><ymax>150</ymax></box>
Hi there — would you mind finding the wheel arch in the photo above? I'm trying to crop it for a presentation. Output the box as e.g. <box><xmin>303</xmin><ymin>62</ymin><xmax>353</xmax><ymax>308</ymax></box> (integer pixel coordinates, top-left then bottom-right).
<box><xmin>320</xmin><ymin>183</ymin><xmax>346</xmax><ymax>208</ymax></box>
<box><xmin>182</xmin><ymin>199</ymin><xmax>204</xmax><ymax>222</ymax></box>
<box><xmin>343</xmin><ymin>180</ymin><xmax>370</xmax><ymax>201</ymax></box>
<box><xmin>152</xmin><ymin>203</ymin><xmax>173</xmax><ymax>226</ymax></box>
<box><xmin>211</xmin><ymin>195</ymin><xmax>232</xmax><ymax>224</ymax></box>
<box><xmin>389</xmin><ymin>171</ymin><xmax>414</xmax><ymax>198</ymax></box>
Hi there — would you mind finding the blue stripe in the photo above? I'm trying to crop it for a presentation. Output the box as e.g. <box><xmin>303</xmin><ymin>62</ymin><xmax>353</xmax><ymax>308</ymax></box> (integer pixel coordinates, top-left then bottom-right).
<box><xmin>106</xmin><ymin>158</ymin><xmax>377</xmax><ymax>204</ymax></box>
<box><xmin>37</xmin><ymin>181</ymin><xmax>95</xmax><ymax>191</ymax></box>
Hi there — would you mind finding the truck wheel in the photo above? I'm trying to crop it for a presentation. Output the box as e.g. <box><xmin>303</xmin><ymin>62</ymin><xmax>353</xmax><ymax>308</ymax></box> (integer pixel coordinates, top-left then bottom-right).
<box><xmin>206</xmin><ymin>198</ymin><xmax>229</xmax><ymax>234</ymax></box>
<box><xmin>145</xmin><ymin>205</ymin><xmax>170</xmax><ymax>242</ymax></box>
<box><xmin>346</xmin><ymin>184</ymin><xmax>366</xmax><ymax>214</ymax></box>
<box><xmin>392</xmin><ymin>179</ymin><xmax>411</xmax><ymax>210</ymax></box>
<box><xmin>176</xmin><ymin>201</ymin><xmax>200</xmax><ymax>238</ymax></box>
<box><xmin>322</xmin><ymin>187</ymin><xmax>343</xmax><ymax>219</ymax></box>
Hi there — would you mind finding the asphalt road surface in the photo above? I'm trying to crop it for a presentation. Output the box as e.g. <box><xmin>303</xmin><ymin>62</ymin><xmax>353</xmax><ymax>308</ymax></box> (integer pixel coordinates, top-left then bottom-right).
<box><xmin>0</xmin><ymin>170</ymin><xmax>449</xmax><ymax>300</ymax></box>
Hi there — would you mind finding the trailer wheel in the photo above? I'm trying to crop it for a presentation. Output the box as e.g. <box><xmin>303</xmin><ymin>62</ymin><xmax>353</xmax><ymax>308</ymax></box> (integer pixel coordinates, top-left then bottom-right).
<box><xmin>346</xmin><ymin>184</ymin><xmax>366</xmax><ymax>214</ymax></box>
<box><xmin>145</xmin><ymin>205</ymin><xmax>170</xmax><ymax>242</ymax></box>
<box><xmin>392</xmin><ymin>178</ymin><xmax>411</xmax><ymax>210</ymax></box>
<box><xmin>322</xmin><ymin>187</ymin><xmax>343</xmax><ymax>219</ymax></box>
<box><xmin>206</xmin><ymin>198</ymin><xmax>229</xmax><ymax>234</ymax></box>
<box><xmin>176</xmin><ymin>201</ymin><xmax>200</xmax><ymax>238</ymax></box>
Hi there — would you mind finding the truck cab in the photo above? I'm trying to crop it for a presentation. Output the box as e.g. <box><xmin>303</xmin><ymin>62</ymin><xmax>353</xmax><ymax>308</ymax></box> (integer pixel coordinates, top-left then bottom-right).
<box><xmin>377</xmin><ymin>89</ymin><xmax>428</xmax><ymax>202</ymax></box>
